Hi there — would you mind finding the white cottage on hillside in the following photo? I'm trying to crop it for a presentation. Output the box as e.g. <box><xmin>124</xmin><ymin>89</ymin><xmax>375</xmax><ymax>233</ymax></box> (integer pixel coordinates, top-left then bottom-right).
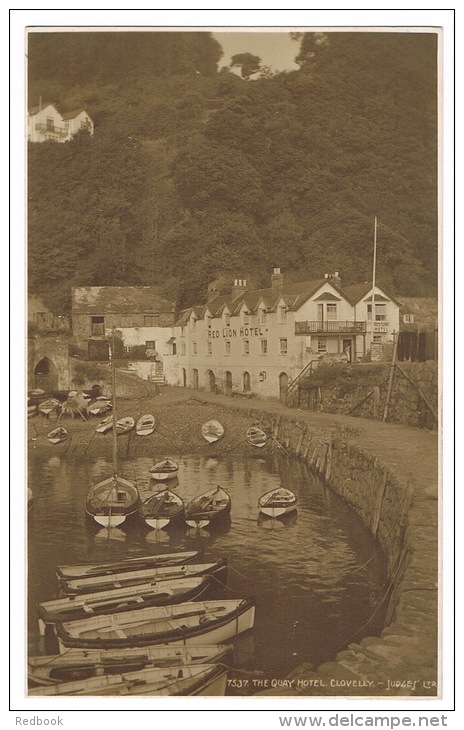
<box><xmin>28</xmin><ymin>103</ymin><xmax>94</xmax><ymax>143</ymax></box>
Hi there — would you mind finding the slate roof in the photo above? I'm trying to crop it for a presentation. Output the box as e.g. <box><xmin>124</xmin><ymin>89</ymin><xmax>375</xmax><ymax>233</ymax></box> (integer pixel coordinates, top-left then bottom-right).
<box><xmin>28</xmin><ymin>102</ymin><xmax>56</xmax><ymax>116</ymax></box>
<box><xmin>61</xmin><ymin>109</ymin><xmax>87</xmax><ymax>120</ymax></box>
<box><xmin>399</xmin><ymin>297</ymin><xmax>438</xmax><ymax>330</ymax></box>
<box><xmin>342</xmin><ymin>283</ymin><xmax>402</xmax><ymax>307</ymax></box>
<box><xmin>72</xmin><ymin>287</ymin><xmax>175</xmax><ymax>315</ymax></box>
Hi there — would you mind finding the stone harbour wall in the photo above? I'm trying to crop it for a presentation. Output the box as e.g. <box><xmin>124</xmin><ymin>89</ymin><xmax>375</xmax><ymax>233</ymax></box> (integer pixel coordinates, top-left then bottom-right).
<box><xmin>242</xmin><ymin>407</ymin><xmax>438</xmax><ymax>697</ymax></box>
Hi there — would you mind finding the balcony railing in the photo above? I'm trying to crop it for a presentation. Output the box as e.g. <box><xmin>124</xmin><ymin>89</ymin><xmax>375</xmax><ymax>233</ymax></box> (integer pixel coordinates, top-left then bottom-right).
<box><xmin>295</xmin><ymin>320</ymin><xmax>367</xmax><ymax>335</ymax></box>
<box><xmin>35</xmin><ymin>122</ymin><xmax>67</xmax><ymax>136</ymax></box>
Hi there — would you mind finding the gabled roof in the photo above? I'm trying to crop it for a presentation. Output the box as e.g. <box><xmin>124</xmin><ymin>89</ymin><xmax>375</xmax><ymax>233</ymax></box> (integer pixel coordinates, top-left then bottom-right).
<box><xmin>62</xmin><ymin>108</ymin><xmax>89</xmax><ymax>120</ymax></box>
<box><xmin>28</xmin><ymin>102</ymin><xmax>56</xmax><ymax>116</ymax></box>
<box><xmin>314</xmin><ymin>292</ymin><xmax>342</xmax><ymax>301</ymax></box>
<box><xmin>72</xmin><ymin>286</ymin><xmax>175</xmax><ymax>315</ymax></box>
<box><xmin>342</xmin><ymin>283</ymin><xmax>402</xmax><ymax>307</ymax></box>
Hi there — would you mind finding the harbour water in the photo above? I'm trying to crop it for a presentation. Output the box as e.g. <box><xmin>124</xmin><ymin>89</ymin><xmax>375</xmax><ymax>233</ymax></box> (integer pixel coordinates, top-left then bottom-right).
<box><xmin>27</xmin><ymin>452</ymin><xmax>387</xmax><ymax>690</ymax></box>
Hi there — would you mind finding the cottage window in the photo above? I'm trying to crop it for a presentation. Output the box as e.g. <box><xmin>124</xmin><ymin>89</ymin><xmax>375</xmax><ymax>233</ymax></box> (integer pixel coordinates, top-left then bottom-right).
<box><xmin>224</xmin><ymin>313</ymin><xmax>230</xmax><ymax>327</ymax></box>
<box><xmin>225</xmin><ymin>341</ymin><xmax>231</xmax><ymax>355</ymax></box>
<box><xmin>260</xmin><ymin>309</ymin><xmax>267</xmax><ymax>324</ymax></box>
<box><xmin>91</xmin><ymin>316</ymin><xmax>105</xmax><ymax>336</ymax></box>
<box><xmin>403</xmin><ymin>313</ymin><xmax>415</xmax><ymax>324</ymax></box>
<box><xmin>244</xmin><ymin>340</ymin><xmax>250</xmax><ymax>355</ymax></box>
<box><xmin>317</xmin><ymin>339</ymin><xmax>327</xmax><ymax>353</ymax></box>
<box><xmin>244</xmin><ymin>312</ymin><xmax>250</xmax><ymax>325</ymax></box>
<box><xmin>144</xmin><ymin>315</ymin><xmax>159</xmax><ymax>326</ymax></box>
<box><xmin>280</xmin><ymin>338</ymin><xmax>288</xmax><ymax>355</ymax></box>
<box><xmin>207</xmin><ymin>341</ymin><xmax>212</xmax><ymax>355</ymax></box>
<box><xmin>326</xmin><ymin>304</ymin><xmax>337</xmax><ymax>321</ymax></box>
<box><xmin>279</xmin><ymin>306</ymin><xmax>287</xmax><ymax>323</ymax></box>
<box><xmin>260</xmin><ymin>339</ymin><xmax>268</xmax><ymax>355</ymax></box>
<box><xmin>192</xmin><ymin>318</ymin><xmax>196</xmax><ymax>331</ymax></box>
<box><xmin>367</xmin><ymin>304</ymin><xmax>387</xmax><ymax>321</ymax></box>
<box><xmin>181</xmin><ymin>327</ymin><xmax>185</xmax><ymax>337</ymax></box>
<box><xmin>46</xmin><ymin>117</ymin><xmax>54</xmax><ymax>131</ymax></box>
<box><xmin>373</xmin><ymin>335</ymin><xmax>382</xmax><ymax>343</ymax></box>
<box><xmin>146</xmin><ymin>341</ymin><xmax>156</xmax><ymax>350</ymax></box>
<box><xmin>192</xmin><ymin>342</ymin><xmax>197</xmax><ymax>355</ymax></box>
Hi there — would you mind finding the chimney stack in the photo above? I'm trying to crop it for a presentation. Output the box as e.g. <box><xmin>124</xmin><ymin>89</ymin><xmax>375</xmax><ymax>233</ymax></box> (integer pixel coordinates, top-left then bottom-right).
<box><xmin>231</xmin><ymin>278</ymin><xmax>248</xmax><ymax>300</ymax></box>
<box><xmin>325</xmin><ymin>271</ymin><xmax>342</xmax><ymax>288</ymax></box>
<box><xmin>271</xmin><ymin>267</ymin><xmax>284</xmax><ymax>298</ymax></box>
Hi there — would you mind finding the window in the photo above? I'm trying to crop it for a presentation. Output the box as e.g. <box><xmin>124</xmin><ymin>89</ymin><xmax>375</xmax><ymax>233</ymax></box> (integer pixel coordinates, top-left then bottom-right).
<box><xmin>181</xmin><ymin>342</ymin><xmax>186</xmax><ymax>355</ymax></box>
<box><xmin>46</xmin><ymin>117</ymin><xmax>54</xmax><ymax>131</ymax></box>
<box><xmin>260</xmin><ymin>339</ymin><xmax>268</xmax><ymax>355</ymax></box>
<box><xmin>91</xmin><ymin>316</ymin><xmax>105</xmax><ymax>336</ymax></box>
<box><xmin>373</xmin><ymin>335</ymin><xmax>382</xmax><ymax>343</ymax></box>
<box><xmin>244</xmin><ymin>340</ymin><xmax>250</xmax><ymax>355</ymax></box>
<box><xmin>280</xmin><ymin>338</ymin><xmax>288</xmax><ymax>355</ymax></box>
<box><xmin>244</xmin><ymin>312</ymin><xmax>250</xmax><ymax>325</ymax></box>
<box><xmin>207</xmin><ymin>341</ymin><xmax>212</xmax><ymax>355</ymax></box>
<box><xmin>181</xmin><ymin>326</ymin><xmax>185</xmax><ymax>337</ymax></box>
<box><xmin>326</xmin><ymin>304</ymin><xmax>337</xmax><ymax>321</ymax></box>
<box><xmin>144</xmin><ymin>315</ymin><xmax>159</xmax><ymax>326</ymax></box>
<box><xmin>225</xmin><ymin>313</ymin><xmax>230</xmax><ymax>327</ymax></box>
<box><xmin>260</xmin><ymin>309</ymin><xmax>267</xmax><ymax>324</ymax></box>
<box><xmin>317</xmin><ymin>339</ymin><xmax>327</xmax><ymax>353</ymax></box>
<box><xmin>206</xmin><ymin>315</ymin><xmax>212</xmax><ymax>329</ymax></box>
<box><xmin>192</xmin><ymin>318</ymin><xmax>196</xmax><ymax>331</ymax></box>
<box><xmin>124</xmin><ymin>346</ymin><xmax>133</xmax><ymax>353</ymax></box>
<box><xmin>279</xmin><ymin>306</ymin><xmax>287</xmax><ymax>323</ymax></box>
<box><xmin>403</xmin><ymin>313</ymin><xmax>415</xmax><ymax>324</ymax></box>
<box><xmin>225</xmin><ymin>341</ymin><xmax>231</xmax><ymax>355</ymax></box>
<box><xmin>145</xmin><ymin>341</ymin><xmax>156</xmax><ymax>350</ymax></box>
<box><xmin>367</xmin><ymin>304</ymin><xmax>387</xmax><ymax>321</ymax></box>
<box><xmin>192</xmin><ymin>342</ymin><xmax>197</xmax><ymax>355</ymax></box>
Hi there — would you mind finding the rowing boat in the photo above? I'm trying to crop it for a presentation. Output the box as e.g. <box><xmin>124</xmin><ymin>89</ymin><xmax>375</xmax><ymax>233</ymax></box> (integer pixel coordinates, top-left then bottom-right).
<box><xmin>185</xmin><ymin>486</ymin><xmax>231</xmax><ymax>529</ymax></box>
<box><xmin>258</xmin><ymin>487</ymin><xmax>297</xmax><ymax>517</ymax></box>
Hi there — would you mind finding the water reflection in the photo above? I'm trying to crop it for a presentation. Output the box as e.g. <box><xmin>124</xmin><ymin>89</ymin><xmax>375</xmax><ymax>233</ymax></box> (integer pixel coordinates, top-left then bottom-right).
<box><xmin>28</xmin><ymin>452</ymin><xmax>387</xmax><ymax>674</ymax></box>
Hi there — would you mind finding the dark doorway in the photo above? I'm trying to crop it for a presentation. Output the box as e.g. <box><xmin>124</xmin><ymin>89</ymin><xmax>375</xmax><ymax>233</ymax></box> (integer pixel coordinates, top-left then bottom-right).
<box><xmin>243</xmin><ymin>371</ymin><xmax>251</xmax><ymax>392</ymax></box>
<box><xmin>193</xmin><ymin>369</ymin><xmax>199</xmax><ymax>389</ymax></box>
<box><xmin>279</xmin><ymin>372</ymin><xmax>289</xmax><ymax>404</ymax></box>
<box><xmin>34</xmin><ymin>357</ymin><xmax>59</xmax><ymax>392</ymax></box>
<box><xmin>225</xmin><ymin>371</ymin><xmax>233</xmax><ymax>397</ymax></box>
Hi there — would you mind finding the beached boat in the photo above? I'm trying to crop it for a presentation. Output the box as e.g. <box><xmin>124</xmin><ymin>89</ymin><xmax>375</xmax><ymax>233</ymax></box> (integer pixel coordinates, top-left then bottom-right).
<box><xmin>95</xmin><ymin>415</ymin><xmax>114</xmax><ymax>434</ymax></box>
<box><xmin>87</xmin><ymin>400</ymin><xmax>110</xmax><ymax>417</ymax></box>
<box><xmin>47</xmin><ymin>427</ymin><xmax>68</xmax><ymax>445</ymax></box>
<box><xmin>258</xmin><ymin>487</ymin><xmax>298</xmax><ymax>518</ymax></box>
<box><xmin>185</xmin><ymin>486</ymin><xmax>231</xmax><ymax>529</ymax></box>
<box><xmin>28</xmin><ymin>644</ymin><xmax>231</xmax><ymax>686</ymax></box>
<box><xmin>38</xmin><ymin>575</ymin><xmax>215</xmax><ymax>632</ymax></box>
<box><xmin>56</xmin><ymin>551</ymin><xmax>200</xmax><ymax>580</ymax></box>
<box><xmin>149</xmin><ymin>458</ymin><xmax>179</xmax><ymax>481</ymax></box>
<box><xmin>55</xmin><ymin>597</ymin><xmax>255</xmax><ymax>652</ymax></box>
<box><xmin>28</xmin><ymin>663</ymin><xmax>228</xmax><ymax>696</ymax></box>
<box><xmin>59</xmin><ymin>559</ymin><xmax>228</xmax><ymax>596</ymax></box>
<box><xmin>246</xmin><ymin>426</ymin><xmax>267</xmax><ymax>448</ymax></box>
<box><xmin>38</xmin><ymin>398</ymin><xmax>61</xmax><ymax>416</ymax></box>
<box><xmin>27</xmin><ymin>403</ymin><xmax>37</xmax><ymax>418</ymax></box>
<box><xmin>140</xmin><ymin>488</ymin><xmax>184</xmax><ymax>530</ymax></box>
<box><xmin>116</xmin><ymin>416</ymin><xmax>135</xmax><ymax>435</ymax></box>
<box><xmin>201</xmin><ymin>420</ymin><xmax>224</xmax><ymax>444</ymax></box>
<box><xmin>136</xmin><ymin>414</ymin><xmax>156</xmax><ymax>436</ymax></box>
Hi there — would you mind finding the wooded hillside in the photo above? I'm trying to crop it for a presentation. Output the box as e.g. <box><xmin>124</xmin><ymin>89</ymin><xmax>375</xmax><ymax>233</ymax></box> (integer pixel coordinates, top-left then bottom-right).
<box><xmin>27</xmin><ymin>31</ymin><xmax>438</xmax><ymax>314</ymax></box>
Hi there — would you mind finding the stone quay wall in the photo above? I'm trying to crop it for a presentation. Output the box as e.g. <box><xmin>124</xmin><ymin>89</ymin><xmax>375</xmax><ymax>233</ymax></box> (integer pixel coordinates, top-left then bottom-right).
<box><xmin>243</xmin><ymin>406</ymin><xmax>438</xmax><ymax>697</ymax></box>
<box><xmin>288</xmin><ymin>361</ymin><xmax>438</xmax><ymax>430</ymax></box>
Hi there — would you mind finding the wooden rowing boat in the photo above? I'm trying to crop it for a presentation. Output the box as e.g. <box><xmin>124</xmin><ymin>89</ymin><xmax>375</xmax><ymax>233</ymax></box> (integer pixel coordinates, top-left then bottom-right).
<box><xmin>258</xmin><ymin>487</ymin><xmax>297</xmax><ymax>517</ymax></box>
<box><xmin>149</xmin><ymin>458</ymin><xmax>179</xmax><ymax>481</ymax></box>
<box><xmin>136</xmin><ymin>414</ymin><xmax>156</xmax><ymax>436</ymax></box>
<box><xmin>47</xmin><ymin>427</ymin><xmax>68</xmax><ymax>445</ymax></box>
<box><xmin>28</xmin><ymin>663</ymin><xmax>228</xmax><ymax>696</ymax></box>
<box><xmin>95</xmin><ymin>415</ymin><xmax>114</xmax><ymax>434</ymax></box>
<box><xmin>246</xmin><ymin>426</ymin><xmax>267</xmax><ymax>448</ymax></box>
<box><xmin>185</xmin><ymin>486</ymin><xmax>231</xmax><ymax>529</ymax></box>
<box><xmin>116</xmin><ymin>416</ymin><xmax>135</xmax><ymax>435</ymax></box>
<box><xmin>38</xmin><ymin>398</ymin><xmax>61</xmax><ymax>416</ymax></box>
<box><xmin>55</xmin><ymin>597</ymin><xmax>255</xmax><ymax>652</ymax></box>
<box><xmin>28</xmin><ymin>644</ymin><xmax>231</xmax><ymax>686</ymax></box>
<box><xmin>38</xmin><ymin>575</ymin><xmax>215</xmax><ymax>631</ymax></box>
<box><xmin>139</xmin><ymin>488</ymin><xmax>184</xmax><ymax>530</ymax></box>
<box><xmin>56</xmin><ymin>551</ymin><xmax>200</xmax><ymax>580</ymax></box>
<box><xmin>201</xmin><ymin>420</ymin><xmax>224</xmax><ymax>444</ymax></box>
<box><xmin>59</xmin><ymin>559</ymin><xmax>228</xmax><ymax>595</ymax></box>
<box><xmin>85</xmin><ymin>475</ymin><xmax>140</xmax><ymax>528</ymax></box>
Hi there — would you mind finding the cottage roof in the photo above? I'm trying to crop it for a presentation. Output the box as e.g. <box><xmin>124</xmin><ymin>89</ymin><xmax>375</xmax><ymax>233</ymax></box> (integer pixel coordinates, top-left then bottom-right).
<box><xmin>72</xmin><ymin>286</ymin><xmax>175</xmax><ymax>315</ymax></box>
<box><xmin>62</xmin><ymin>109</ymin><xmax>89</xmax><ymax>120</ymax></box>
<box><xmin>399</xmin><ymin>297</ymin><xmax>438</xmax><ymax>330</ymax></box>
<box><xmin>28</xmin><ymin>102</ymin><xmax>56</xmax><ymax>116</ymax></box>
<box><xmin>342</xmin><ymin>283</ymin><xmax>402</xmax><ymax>307</ymax></box>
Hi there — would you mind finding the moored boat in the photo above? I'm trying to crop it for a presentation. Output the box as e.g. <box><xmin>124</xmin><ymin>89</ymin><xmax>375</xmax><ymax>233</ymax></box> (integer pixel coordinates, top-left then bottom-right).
<box><xmin>28</xmin><ymin>663</ymin><xmax>228</xmax><ymax>697</ymax></box>
<box><xmin>136</xmin><ymin>414</ymin><xmax>156</xmax><ymax>436</ymax></box>
<box><xmin>116</xmin><ymin>416</ymin><xmax>135</xmax><ymax>435</ymax></box>
<box><xmin>38</xmin><ymin>575</ymin><xmax>215</xmax><ymax>632</ymax></box>
<box><xmin>201</xmin><ymin>420</ymin><xmax>224</xmax><ymax>444</ymax></box>
<box><xmin>47</xmin><ymin>427</ymin><xmax>68</xmax><ymax>445</ymax></box>
<box><xmin>85</xmin><ymin>475</ymin><xmax>139</xmax><ymax>528</ymax></box>
<box><xmin>56</xmin><ymin>551</ymin><xmax>200</xmax><ymax>580</ymax></box>
<box><xmin>258</xmin><ymin>487</ymin><xmax>297</xmax><ymax>518</ymax></box>
<box><xmin>185</xmin><ymin>486</ymin><xmax>231</xmax><ymax>529</ymax></box>
<box><xmin>140</xmin><ymin>488</ymin><xmax>184</xmax><ymax>529</ymax></box>
<box><xmin>55</xmin><ymin>597</ymin><xmax>255</xmax><ymax>652</ymax></box>
<box><xmin>59</xmin><ymin>559</ymin><xmax>228</xmax><ymax>595</ymax></box>
<box><xmin>246</xmin><ymin>426</ymin><xmax>267</xmax><ymax>448</ymax></box>
<box><xmin>28</xmin><ymin>644</ymin><xmax>232</xmax><ymax>686</ymax></box>
<box><xmin>95</xmin><ymin>415</ymin><xmax>114</xmax><ymax>434</ymax></box>
<box><xmin>149</xmin><ymin>458</ymin><xmax>179</xmax><ymax>481</ymax></box>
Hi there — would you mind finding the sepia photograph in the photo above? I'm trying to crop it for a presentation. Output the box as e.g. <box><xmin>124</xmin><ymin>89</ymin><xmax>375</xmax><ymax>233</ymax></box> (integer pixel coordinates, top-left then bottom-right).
<box><xmin>10</xmin><ymin>7</ymin><xmax>456</xmax><ymax>721</ymax></box>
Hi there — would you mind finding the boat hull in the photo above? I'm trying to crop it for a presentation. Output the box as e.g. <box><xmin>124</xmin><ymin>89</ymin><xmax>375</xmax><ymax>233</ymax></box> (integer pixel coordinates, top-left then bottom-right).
<box><xmin>85</xmin><ymin>475</ymin><xmax>139</xmax><ymax>528</ymax></box>
<box><xmin>259</xmin><ymin>504</ymin><xmax>297</xmax><ymax>518</ymax></box>
<box><xmin>56</xmin><ymin>551</ymin><xmax>200</xmax><ymax>579</ymax></box>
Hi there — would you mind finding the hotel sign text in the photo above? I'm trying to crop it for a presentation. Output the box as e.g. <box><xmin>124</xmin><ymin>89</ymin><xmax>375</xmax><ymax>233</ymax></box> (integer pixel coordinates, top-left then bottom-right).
<box><xmin>207</xmin><ymin>326</ymin><xmax>267</xmax><ymax>339</ymax></box>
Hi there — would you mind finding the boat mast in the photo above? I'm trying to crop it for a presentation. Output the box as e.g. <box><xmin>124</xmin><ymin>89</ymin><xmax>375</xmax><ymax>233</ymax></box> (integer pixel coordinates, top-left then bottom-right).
<box><xmin>111</xmin><ymin>330</ymin><xmax>118</xmax><ymax>477</ymax></box>
<box><xmin>371</xmin><ymin>216</ymin><xmax>377</xmax><ymax>349</ymax></box>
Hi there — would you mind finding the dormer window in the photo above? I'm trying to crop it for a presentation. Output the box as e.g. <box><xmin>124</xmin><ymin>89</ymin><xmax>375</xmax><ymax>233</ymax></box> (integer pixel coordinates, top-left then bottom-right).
<box><xmin>224</xmin><ymin>313</ymin><xmax>230</xmax><ymax>327</ymax></box>
<box><xmin>260</xmin><ymin>309</ymin><xmax>267</xmax><ymax>325</ymax></box>
<box><xmin>279</xmin><ymin>306</ymin><xmax>287</xmax><ymax>323</ymax></box>
<box><xmin>244</xmin><ymin>311</ymin><xmax>250</xmax><ymax>325</ymax></box>
<box><xmin>192</xmin><ymin>318</ymin><xmax>196</xmax><ymax>330</ymax></box>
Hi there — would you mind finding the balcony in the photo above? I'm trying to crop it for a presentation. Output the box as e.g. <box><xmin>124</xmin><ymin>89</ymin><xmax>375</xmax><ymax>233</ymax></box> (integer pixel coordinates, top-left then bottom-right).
<box><xmin>295</xmin><ymin>320</ymin><xmax>367</xmax><ymax>335</ymax></box>
<box><xmin>35</xmin><ymin>122</ymin><xmax>67</xmax><ymax>136</ymax></box>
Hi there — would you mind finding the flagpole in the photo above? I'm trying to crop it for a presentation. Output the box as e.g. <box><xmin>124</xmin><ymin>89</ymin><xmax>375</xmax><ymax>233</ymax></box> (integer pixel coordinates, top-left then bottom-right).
<box><xmin>371</xmin><ymin>216</ymin><xmax>377</xmax><ymax>348</ymax></box>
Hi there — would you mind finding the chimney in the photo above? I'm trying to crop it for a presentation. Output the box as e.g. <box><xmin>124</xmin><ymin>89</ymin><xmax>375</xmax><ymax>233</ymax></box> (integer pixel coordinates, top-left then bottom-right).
<box><xmin>207</xmin><ymin>284</ymin><xmax>219</xmax><ymax>302</ymax></box>
<box><xmin>271</xmin><ymin>267</ymin><xmax>284</xmax><ymax>297</ymax></box>
<box><xmin>231</xmin><ymin>278</ymin><xmax>248</xmax><ymax>300</ymax></box>
<box><xmin>325</xmin><ymin>271</ymin><xmax>342</xmax><ymax>288</ymax></box>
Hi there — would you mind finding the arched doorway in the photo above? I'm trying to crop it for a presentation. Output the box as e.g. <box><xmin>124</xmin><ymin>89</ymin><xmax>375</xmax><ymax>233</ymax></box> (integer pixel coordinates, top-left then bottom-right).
<box><xmin>243</xmin><ymin>371</ymin><xmax>251</xmax><ymax>392</ymax></box>
<box><xmin>182</xmin><ymin>368</ymin><xmax>187</xmax><ymax>387</ymax></box>
<box><xmin>192</xmin><ymin>369</ymin><xmax>199</xmax><ymax>389</ymax></box>
<box><xmin>224</xmin><ymin>371</ymin><xmax>233</xmax><ymax>397</ymax></box>
<box><xmin>279</xmin><ymin>372</ymin><xmax>289</xmax><ymax>404</ymax></box>
<box><xmin>206</xmin><ymin>370</ymin><xmax>216</xmax><ymax>393</ymax></box>
<box><xmin>34</xmin><ymin>357</ymin><xmax>59</xmax><ymax>392</ymax></box>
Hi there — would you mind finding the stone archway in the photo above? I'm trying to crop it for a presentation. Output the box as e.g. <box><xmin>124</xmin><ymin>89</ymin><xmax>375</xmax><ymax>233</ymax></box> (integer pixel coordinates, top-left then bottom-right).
<box><xmin>243</xmin><ymin>371</ymin><xmax>251</xmax><ymax>392</ymax></box>
<box><xmin>34</xmin><ymin>356</ymin><xmax>59</xmax><ymax>392</ymax></box>
<box><xmin>192</xmin><ymin>369</ymin><xmax>199</xmax><ymax>389</ymax></box>
<box><xmin>206</xmin><ymin>369</ymin><xmax>216</xmax><ymax>393</ymax></box>
<box><xmin>279</xmin><ymin>372</ymin><xmax>289</xmax><ymax>404</ymax></box>
<box><xmin>224</xmin><ymin>371</ymin><xmax>233</xmax><ymax>397</ymax></box>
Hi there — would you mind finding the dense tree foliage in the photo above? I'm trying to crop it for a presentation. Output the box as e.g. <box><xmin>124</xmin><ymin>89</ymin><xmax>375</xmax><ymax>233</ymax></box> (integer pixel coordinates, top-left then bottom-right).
<box><xmin>27</xmin><ymin>31</ymin><xmax>438</xmax><ymax>315</ymax></box>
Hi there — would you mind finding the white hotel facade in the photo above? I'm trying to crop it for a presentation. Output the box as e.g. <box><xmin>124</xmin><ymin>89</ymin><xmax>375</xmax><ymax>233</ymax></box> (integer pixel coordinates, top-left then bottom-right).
<box><xmin>168</xmin><ymin>269</ymin><xmax>400</xmax><ymax>401</ymax></box>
